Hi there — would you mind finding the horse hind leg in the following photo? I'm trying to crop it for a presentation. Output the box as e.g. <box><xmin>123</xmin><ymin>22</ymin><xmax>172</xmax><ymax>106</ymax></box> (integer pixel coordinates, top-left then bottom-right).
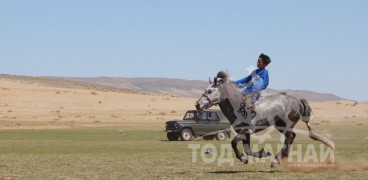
<box><xmin>271</xmin><ymin>131</ymin><xmax>296</xmax><ymax>168</ymax></box>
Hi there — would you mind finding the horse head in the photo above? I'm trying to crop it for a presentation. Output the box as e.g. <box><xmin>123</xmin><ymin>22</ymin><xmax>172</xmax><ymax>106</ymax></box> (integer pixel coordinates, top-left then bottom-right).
<box><xmin>195</xmin><ymin>71</ymin><xmax>229</xmax><ymax>111</ymax></box>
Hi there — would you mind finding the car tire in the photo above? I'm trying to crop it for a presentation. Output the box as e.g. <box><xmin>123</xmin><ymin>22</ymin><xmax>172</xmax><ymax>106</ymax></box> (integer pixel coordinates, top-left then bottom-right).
<box><xmin>167</xmin><ymin>132</ymin><xmax>180</xmax><ymax>141</ymax></box>
<box><xmin>180</xmin><ymin>129</ymin><xmax>193</xmax><ymax>141</ymax></box>
<box><xmin>216</xmin><ymin>131</ymin><xmax>228</xmax><ymax>141</ymax></box>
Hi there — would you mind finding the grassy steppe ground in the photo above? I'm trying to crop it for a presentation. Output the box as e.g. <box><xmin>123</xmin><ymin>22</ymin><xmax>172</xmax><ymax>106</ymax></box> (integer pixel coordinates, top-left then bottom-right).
<box><xmin>1</xmin><ymin>122</ymin><xmax>367</xmax><ymax>179</ymax></box>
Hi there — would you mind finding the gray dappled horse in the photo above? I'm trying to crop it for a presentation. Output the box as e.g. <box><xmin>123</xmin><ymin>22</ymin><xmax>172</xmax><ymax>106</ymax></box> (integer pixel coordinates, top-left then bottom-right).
<box><xmin>195</xmin><ymin>71</ymin><xmax>335</xmax><ymax>167</ymax></box>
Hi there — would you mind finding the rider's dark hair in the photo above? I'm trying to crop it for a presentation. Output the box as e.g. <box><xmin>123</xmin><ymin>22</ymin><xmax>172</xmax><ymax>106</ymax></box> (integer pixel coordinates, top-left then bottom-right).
<box><xmin>217</xmin><ymin>71</ymin><xmax>227</xmax><ymax>79</ymax></box>
<box><xmin>259</xmin><ymin>53</ymin><xmax>271</xmax><ymax>65</ymax></box>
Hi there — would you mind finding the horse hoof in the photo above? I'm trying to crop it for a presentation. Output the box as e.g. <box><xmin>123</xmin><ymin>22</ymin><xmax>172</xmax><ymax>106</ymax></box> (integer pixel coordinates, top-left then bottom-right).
<box><xmin>270</xmin><ymin>160</ymin><xmax>279</xmax><ymax>168</ymax></box>
<box><xmin>241</xmin><ymin>156</ymin><xmax>248</xmax><ymax>164</ymax></box>
<box><xmin>266</xmin><ymin>151</ymin><xmax>272</xmax><ymax>156</ymax></box>
<box><xmin>270</xmin><ymin>163</ymin><xmax>276</xmax><ymax>168</ymax></box>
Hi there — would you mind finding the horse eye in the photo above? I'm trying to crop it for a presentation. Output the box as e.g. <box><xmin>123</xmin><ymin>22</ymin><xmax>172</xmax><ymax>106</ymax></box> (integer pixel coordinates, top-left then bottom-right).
<box><xmin>208</xmin><ymin>90</ymin><xmax>213</xmax><ymax>93</ymax></box>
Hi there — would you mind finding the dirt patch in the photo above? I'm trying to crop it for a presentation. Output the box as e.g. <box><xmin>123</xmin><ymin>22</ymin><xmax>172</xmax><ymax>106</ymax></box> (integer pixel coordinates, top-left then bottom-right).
<box><xmin>281</xmin><ymin>156</ymin><xmax>368</xmax><ymax>173</ymax></box>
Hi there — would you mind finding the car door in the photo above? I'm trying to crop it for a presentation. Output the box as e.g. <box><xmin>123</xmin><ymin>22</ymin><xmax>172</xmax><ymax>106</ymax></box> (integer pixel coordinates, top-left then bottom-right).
<box><xmin>195</xmin><ymin>111</ymin><xmax>214</xmax><ymax>136</ymax></box>
<box><xmin>194</xmin><ymin>111</ymin><xmax>210</xmax><ymax>136</ymax></box>
<box><xmin>205</xmin><ymin>112</ymin><xmax>222</xmax><ymax>134</ymax></box>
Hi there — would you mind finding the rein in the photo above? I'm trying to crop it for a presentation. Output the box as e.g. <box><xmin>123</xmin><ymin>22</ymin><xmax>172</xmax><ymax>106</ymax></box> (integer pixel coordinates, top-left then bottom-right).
<box><xmin>202</xmin><ymin>93</ymin><xmax>219</xmax><ymax>106</ymax></box>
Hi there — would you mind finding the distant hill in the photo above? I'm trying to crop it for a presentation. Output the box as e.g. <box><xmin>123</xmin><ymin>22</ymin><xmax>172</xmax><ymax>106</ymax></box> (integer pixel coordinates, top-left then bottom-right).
<box><xmin>62</xmin><ymin>77</ymin><xmax>206</xmax><ymax>98</ymax></box>
<box><xmin>0</xmin><ymin>74</ymin><xmax>347</xmax><ymax>102</ymax></box>
<box><xmin>263</xmin><ymin>89</ymin><xmax>346</xmax><ymax>102</ymax></box>
<box><xmin>62</xmin><ymin>77</ymin><xmax>347</xmax><ymax>102</ymax></box>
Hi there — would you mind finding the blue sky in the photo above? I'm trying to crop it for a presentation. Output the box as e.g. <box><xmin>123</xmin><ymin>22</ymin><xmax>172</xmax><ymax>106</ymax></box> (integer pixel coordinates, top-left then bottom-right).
<box><xmin>0</xmin><ymin>0</ymin><xmax>367</xmax><ymax>101</ymax></box>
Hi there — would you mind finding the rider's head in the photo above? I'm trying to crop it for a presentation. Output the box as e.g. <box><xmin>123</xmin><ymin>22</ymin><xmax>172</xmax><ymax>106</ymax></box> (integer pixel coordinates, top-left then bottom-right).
<box><xmin>257</xmin><ymin>53</ymin><xmax>271</xmax><ymax>69</ymax></box>
<box><xmin>216</xmin><ymin>71</ymin><xmax>228</xmax><ymax>80</ymax></box>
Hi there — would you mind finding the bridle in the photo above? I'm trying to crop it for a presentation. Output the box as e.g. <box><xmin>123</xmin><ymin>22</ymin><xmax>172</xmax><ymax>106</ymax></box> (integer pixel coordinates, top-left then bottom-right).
<box><xmin>201</xmin><ymin>92</ymin><xmax>219</xmax><ymax>106</ymax></box>
<box><xmin>197</xmin><ymin>77</ymin><xmax>224</xmax><ymax>108</ymax></box>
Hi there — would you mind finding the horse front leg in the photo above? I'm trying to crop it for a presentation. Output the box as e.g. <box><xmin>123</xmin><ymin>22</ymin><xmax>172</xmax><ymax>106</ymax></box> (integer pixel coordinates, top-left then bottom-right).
<box><xmin>242</xmin><ymin>133</ymin><xmax>272</xmax><ymax>158</ymax></box>
<box><xmin>271</xmin><ymin>131</ymin><xmax>296</xmax><ymax>168</ymax></box>
<box><xmin>231</xmin><ymin>135</ymin><xmax>248</xmax><ymax>164</ymax></box>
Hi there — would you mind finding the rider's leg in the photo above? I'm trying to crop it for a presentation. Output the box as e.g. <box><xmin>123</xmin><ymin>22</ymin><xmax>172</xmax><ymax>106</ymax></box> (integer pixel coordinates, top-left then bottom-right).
<box><xmin>245</xmin><ymin>108</ymin><xmax>254</xmax><ymax>134</ymax></box>
<box><xmin>243</xmin><ymin>92</ymin><xmax>255</xmax><ymax>134</ymax></box>
<box><xmin>243</xmin><ymin>86</ymin><xmax>262</xmax><ymax>134</ymax></box>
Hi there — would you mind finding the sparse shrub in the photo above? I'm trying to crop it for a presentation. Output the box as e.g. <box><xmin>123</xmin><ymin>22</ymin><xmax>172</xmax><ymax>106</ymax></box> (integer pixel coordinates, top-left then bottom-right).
<box><xmin>91</xmin><ymin>92</ymin><xmax>98</xmax><ymax>95</ymax></box>
<box><xmin>111</xmin><ymin>115</ymin><xmax>119</xmax><ymax>118</ymax></box>
<box><xmin>170</xmin><ymin>110</ymin><xmax>177</xmax><ymax>113</ymax></box>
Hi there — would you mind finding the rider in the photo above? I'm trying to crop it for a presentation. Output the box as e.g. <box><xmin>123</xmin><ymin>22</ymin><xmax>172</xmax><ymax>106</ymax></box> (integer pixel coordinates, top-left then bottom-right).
<box><xmin>234</xmin><ymin>53</ymin><xmax>271</xmax><ymax>134</ymax></box>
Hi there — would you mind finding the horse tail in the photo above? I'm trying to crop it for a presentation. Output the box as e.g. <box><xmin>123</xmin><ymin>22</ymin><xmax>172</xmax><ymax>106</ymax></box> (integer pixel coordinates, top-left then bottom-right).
<box><xmin>306</xmin><ymin>123</ymin><xmax>336</xmax><ymax>150</ymax></box>
<box><xmin>300</xmin><ymin>99</ymin><xmax>335</xmax><ymax>150</ymax></box>
<box><xmin>300</xmin><ymin>99</ymin><xmax>312</xmax><ymax>123</ymax></box>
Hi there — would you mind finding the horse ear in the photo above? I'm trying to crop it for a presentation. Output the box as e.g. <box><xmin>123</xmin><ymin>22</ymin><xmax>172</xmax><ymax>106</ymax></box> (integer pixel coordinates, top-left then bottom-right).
<box><xmin>214</xmin><ymin>77</ymin><xmax>218</xmax><ymax>87</ymax></box>
<box><xmin>209</xmin><ymin>77</ymin><xmax>213</xmax><ymax>84</ymax></box>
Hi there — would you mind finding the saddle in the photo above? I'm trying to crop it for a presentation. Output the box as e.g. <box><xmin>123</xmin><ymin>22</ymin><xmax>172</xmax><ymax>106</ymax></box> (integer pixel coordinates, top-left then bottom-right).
<box><xmin>239</xmin><ymin>93</ymin><xmax>257</xmax><ymax>119</ymax></box>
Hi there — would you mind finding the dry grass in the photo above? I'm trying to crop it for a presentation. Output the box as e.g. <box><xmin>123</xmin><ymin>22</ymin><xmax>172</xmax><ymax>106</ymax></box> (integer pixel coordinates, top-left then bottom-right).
<box><xmin>0</xmin><ymin>124</ymin><xmax>367</xmax><ymax>179</ymax></box>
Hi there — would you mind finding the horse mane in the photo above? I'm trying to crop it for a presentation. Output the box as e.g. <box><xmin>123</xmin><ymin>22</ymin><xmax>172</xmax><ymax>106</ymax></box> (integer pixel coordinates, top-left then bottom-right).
<box><xmin>216</xmin><ymin>70</ymin><xmax>274</xmax><ymax>104</ymax></box>
<box><xmin>216</xmin><ymin>71</ymin><xmax>245</xmax><ymax>101</ymax></box>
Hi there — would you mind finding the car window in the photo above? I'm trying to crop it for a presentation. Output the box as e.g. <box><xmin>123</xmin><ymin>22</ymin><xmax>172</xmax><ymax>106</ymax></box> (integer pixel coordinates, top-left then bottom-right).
<box><xmin>208</xmin><ymin>112</ymin><xmax>219</xmax><ymax>121</ymax></box>
<box><xmin>200</xmin><ymin>112</ymin><xmax>207</xmax><ymax>120</ymax></box>
<box><xmin>199</xmin><ymin>112</ymin><xmax>219</xmax><ymax>121</ymax></box>
<box><xmin>183</xmin><ymin>112</ymin><xmax>197</xmax><ymax>120</ymax></box>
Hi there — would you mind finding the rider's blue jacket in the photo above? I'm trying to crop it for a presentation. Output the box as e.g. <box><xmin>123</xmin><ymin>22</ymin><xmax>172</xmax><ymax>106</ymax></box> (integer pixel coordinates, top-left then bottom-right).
<box><xmin>234</xmin><ymin>69</ymin><xmax>269</xmax><ymax>93</ymax></box>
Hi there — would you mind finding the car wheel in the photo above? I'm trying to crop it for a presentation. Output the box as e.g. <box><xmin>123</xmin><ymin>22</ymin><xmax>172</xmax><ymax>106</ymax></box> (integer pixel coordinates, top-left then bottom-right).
<box><xmin>216</xmin><ymin>131</ymin><xmax>228</xmax><ymax>141</ymax></box>
<box><xmin>203</xmin><ymin>135</ymin><xmax>215</xmax><ymax>140</ymax></box>
<box><xmin>167</xmin><ymin>132</ymin><xmax>180</xmax><ymax>141</ymax></box>
<box><xmin>180</xmin><ymin>129</ymin><xmax>193</xmax><ymax>141</ymax></box>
